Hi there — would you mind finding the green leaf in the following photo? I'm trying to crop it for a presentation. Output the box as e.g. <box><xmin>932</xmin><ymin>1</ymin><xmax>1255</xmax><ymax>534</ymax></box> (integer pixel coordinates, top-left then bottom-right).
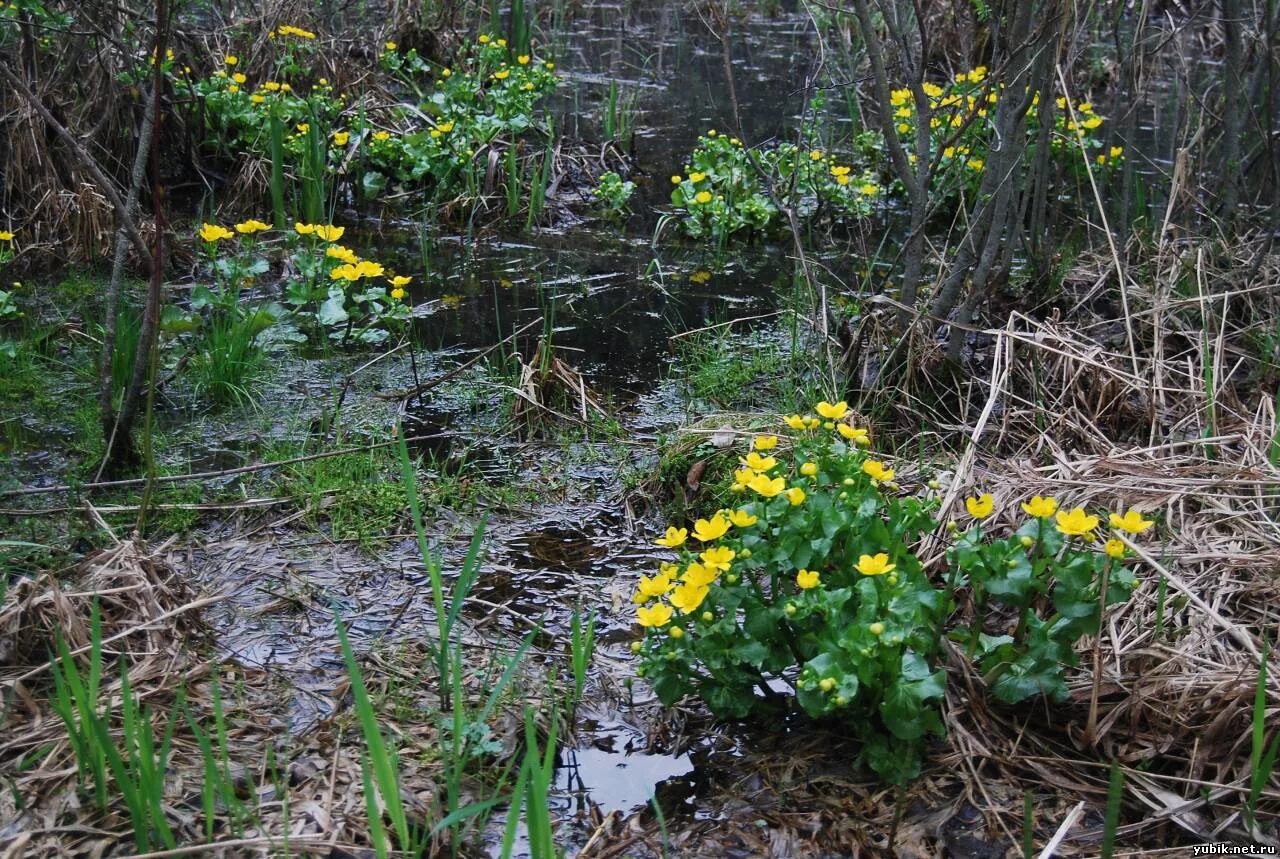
<box><xmin>318</xmin><ymin>287</ymin><xmax>350</xmax><ymax>326</ymax></box>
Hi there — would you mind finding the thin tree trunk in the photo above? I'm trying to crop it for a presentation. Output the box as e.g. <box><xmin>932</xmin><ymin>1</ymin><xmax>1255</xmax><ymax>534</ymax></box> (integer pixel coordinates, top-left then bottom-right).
<box><xmin>97</xmin><ymin>88</ymin><xmax>157</xmax><ymax>478</ymax></box>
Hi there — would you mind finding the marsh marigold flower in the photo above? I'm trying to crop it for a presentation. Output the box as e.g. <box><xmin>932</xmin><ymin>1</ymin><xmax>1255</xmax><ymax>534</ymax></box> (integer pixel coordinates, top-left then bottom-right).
<box><xmin>727</xmin><ymin>508</ymin><xmax>757</xmax><ymax>527</ymax></box>
<box><xmin>857</xmin><ymin>553</ymin><xmax>896</xmax><ymax>576</ymax></box>
<box><xmin>636</xmin><ymin>602</ymin><xmax>673</xmax><ymax>627</ymax></box>
<box><xmin>199</xmin><ymin>223</ymin><xmax>233</xmax><ymax>242</ymax></box>
<box><xmin>234</xmin><ymin>219</ymin><xmax>270</xmax><ymax>234</ymax></box>
<box><xmin>655</xmin><ymin>526</ymin><xmax>687</xmax><ymax>548</ymax></box>
<box><xmin>225</xmin><ymin>54</ymin><xmax>238</xmax><ymax>66</ymax></box>
<box><xmin>837</xmin><ymin>424</ymin><xmax>870</xmax><ymax>446</ymax></box>
<box><xmin>1104</xmin><ymin>539</ymin><xmax>1126</xmax><ymax>559</ymax></box>
<box><xmin>669</xmin><ymin>582</ymin><xmax>709</xmax><ymax>614</ymax></box>
<box><xmin>699</xmin><ymin>546</ymin><xmax>735</xmax><ymax>572</ymax></box>
<box><xmin>815</xmin><ymin>400</ymin><xmax>849</xmax><ymax>420</ymax></box>
<box><xmin>796</xmin><ymin>569</ymin><xmax>820</xmax><ymax>589</ymax></box>
<box><xmin>965</xmin><ymin>493</ymin><xmax>994</xmax><ymax>519</ymax></box>
<box><xmin>785</xmin><ymin>486</ymin><xmax>806</xmax><ymax>506</ymax></box>
<box><xmin>1055</xmin><ymin>507</ymin><xmax>1099</xmax><ymax>537</ymax></box>
<box><xmin>1109</xmin><ymin>509</ymin><xmax>1154</xmax><ymax>535</ymax></box>
<box><xmin>313</xmin><ymin>224</ymin><xmax>345</xmax><ymax>242</ymax></box>
<box><xmin>0</xmin><ymin>231</ymin><xmax>13</xmax><ymax>241</ymax></box>
<box><xmin>517</xmin><ymin>54</ymin><xmax>530</xmax><ymax>64</ymax></box>
<box><xmin>692</xmin><ymin>514</ymin><xmax>731</xmax><ymax>542</ymax></box>
<box><xmin>800</xmin><ymin>462</ymin><xmax>817</xmax><ymax>477</ymax></box>
<box><xmin>1021</xmin><ymin>496</ymin><xmax>1058</xmax><ymax>518</ymax></box>
<box><xmin>740</xmin><ymin>451</ymin><xmax>778</xmax><ymax>473</ymax></box>
<box><xmin>634</xmin><ymin>571</ymin><xmax>673</xmax><ymax>602</ymax></box>
<box><xmin>681</xmin><ymin>562</ymin><xmax>718</xmax><ymax>588</ymax></box>
<box><xmin>332</xmin><ymin>131</ymin><xmax>350</xmax><ymax>146</ymax></box>
<box><xmin>862</xmin><ymin>459</ymin><xmax>894</xmax><ymax>483</ymax></box>
<box><xmin>752</xmin><ymin>434</ymin><xmax>778</xmax><ymax>451</ymax></box>
<box><xmin>747</xmin><ymin>473</ymin><xmax>786</xmax><ymax>498</ymax></box>
<box><xmin>390</xmin><ymin>288</ymin><xmax>406</xmax><ymax>300</ymax></box>
<box><xmin>326</xmin><ymin>245</ymin><xmax>358</xmax><ymax>263</ymax></box>
<box><xmin>694</xmin><ymin>190</ymin><xmax>712</xmax><ymax>204</ymax></box>
<box><xmin>389</xmin><ymin>275</ymin><xmax>411</xmax><ymax>288</ymax></box>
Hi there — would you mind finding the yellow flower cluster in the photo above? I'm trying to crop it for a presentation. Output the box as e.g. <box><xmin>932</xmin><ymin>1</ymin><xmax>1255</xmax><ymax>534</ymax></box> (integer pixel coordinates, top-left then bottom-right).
<box><xmin>966</xmin><ymin>491</ymin><xmax>1154</xmax><ymax>558</ymax></box>
<box><xmin>272</xmin><ymin>24</ymin><xmax>317</xmax><ymax>40</ymax></box>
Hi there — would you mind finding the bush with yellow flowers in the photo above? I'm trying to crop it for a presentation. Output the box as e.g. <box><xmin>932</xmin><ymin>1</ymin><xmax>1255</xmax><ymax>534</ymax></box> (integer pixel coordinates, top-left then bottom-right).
<box><xmin>633</xmin><ymin>401</ymin><xmax>1149</xmax><ymax>784</ymax></box>
<box><xmin>886</xmin><ymin>67</ymin><xmax>1122</xmax><ymax>199</ymax></box>
<box><xmin>669</xmin><ymin>125</ymin><xmax>883</xmax><ymax>242</ymax></box>
<box><xmin>632</xmin><ymin>402</ymin><xmax>947</xmax><ymax>785</ymax></box>
<box><xmin>362</xmin><ymin>36</ymin><xmax>559</xmax><ymax>199</ymax></box>
<box><xmin>948</xmin><ymin>494</ymin><xmax>1144</xmax><ymax>704</ymax></box>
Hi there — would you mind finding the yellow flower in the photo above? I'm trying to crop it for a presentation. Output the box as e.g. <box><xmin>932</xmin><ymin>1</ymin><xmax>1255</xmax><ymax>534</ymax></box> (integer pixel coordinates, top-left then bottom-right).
<box><xmin>389</xmin><ymin>275</ymin><xmax>412</xmax><ymax>288</ymax></box>
<box><xmin>815</xmin><ymin>400</ymin><xmax>849</xmax><ymax>420</ymax></box>
<box><xmin>385</xmin><ymin>41</ymin><xmax>397</xmax><ymax>51</ymax></box>
<box><xmin>669</xmin><ymin>582</ymin><xmax>709</xmax><ymax>614</ymax></box>
<box><xmin>544</xmin><ymin>61</ymin><xmax>555</xmax><ymax>69</ymax></box>
<box><xmin>967</xmin><ymin>158</ymin><xmax>984</xmax><ymax>171</ymax></box>
<box><xmin>692</xmin><ymin>514</ymin><xmax>731</xmax><ymax>543</ymax></box>
<box><xmin>862</xmin><ymin>460</ymin><xmax>894</xmax><ymax>483</ymax></box>
<box><xmin>493</xmin><ymin>69</ymin><xmax>511</xmax><ymax>80</ymax></box>
<box><xmin>296</xmin><ymin>123</ymin><xmax>310</xmax><ymax>134</ymax></box>
<box><xmin>517</xmin><ymin>54</ymin><xmax>530</xmax><ymax>64</ymax></box>
<box><xmin>390</xmin><ymin>288</ymin><xmax>406</xmax><ymax>300</ymax></box>
<box><xmin>830</xmin><ymin>165</ymin><xmax>851</xmax><ymax>177</ymax></box>
<box><xmin>740</xmin><ymin>451</ymin><xmax>778</xmax><ymax>473</ymax></box>
<box><xmin>837</xmin><ymin>424</ymin><xmax>870</xmax><ymax>446</ymax></box>
<box><xmin>835</xmin><ymin>175</ymin><xmax>850</xmax><ymax>186</ymax></box>
<box><xmin>0</xmin><ymin>231</ymin><xmax>13</xmax><ymax>241</ymax></box>
<box><xmin>332</xmin><ymin>131</ymin><xmax>350</xmax><ymax>146</ymax></box>
<box><xmin>478</xmin><ymin>34</ymin><xmax>491</xmax><ymax>44</ymax></box>
<box><xmin>438</xmin><ymin>121</ymin><xmax>454</xmax><ymax>133</ymax></box>
<box><xmin>689</xmin><ymin>171</ymin><xmax>707</xmax><ymax>183</ymax></box>
<box><xmin>752</xmin><ymin>434</ymin><xmax>778</xmax><ymax>451</ymax></box>
<box><xmin>1104</xmin><ymin>539</ymin><xmax>1126</xmax><ymax>559</ymax></box>
<box><xmin>1021</xmin><ymin>496</ymin><xmax>1058</xmax><ymax>518</ymax></box>
<box><xmin>326</xmin><ymin>245</ymin><xmax>358</xmax><ymax>263</ymax></box>
<box><xmin>784</xmin><ymin>486</ymin><xmax>806</xmax><ymax>506</ymax></box>
<box><xmin>234</xmin><ymin>219</ymin><xmax>270</xmax><ymax>234</ymax></box>
<box><xmin>681</xmin><ymin>562</ymin><xmax>718</xmax><ymax>588</ymax></box>
<box><xmin>313</xmin><ymin>224</ymin><xmax>345</xmax><ymax>242</ymax></box>
<box><xmin>227</xmin><ymin>85</ymin><xmax>240</xmax><ymax>94</ymax></box>
<box><xmin>1078</xmin><ymin>101</ymin><xmax>1093</xmax><ymax>113</ymax></box>
<box><xmin>294</xmin><ymin>222</ymin><xmax>315</xmax><ymax>235</ymax></box>
<box><xmin>225</xmin><ymin>54</ymin><xmax>238</xmax><ymax>66</ymax></box>
<box><xmin>922</xmin><ymin>81</ymin><xmax>943</xmax><ymax>98</ymax></box>
<box><xmin>796</xmin><ymin>569</ymin><xmax>820</xmax><ymax>589</ymax></box>
<box><xmin>1109</xmin><ymin>510</ymin><xmax>1154</xmax><ymax>535</ymax></box>
<box><xmin>1055</xmin><ymin>507</ymin><xmax>1100</xmax><ymax>537</ymax></box>
<box><xmin>655</xmin><ymin>526</ymin><xmax>687</xmax><ymax>548</ymax></box>
<box><xmin>198</xmin><ymin>223</ymin><xmax>233</xmax><ymax>242</ymax></box>
<box><xmin>251</xmin><ymin>94</ymin><xmax>265</xmax><ymax>104</ymax></box>
<box><xmin>800</xmin><ymin>462</ymin><xmax>817</xmax><ymax>477</ymax></box>
<box><xmin>330</xmin><ymin>263</ymin><xmax>361</xmax><ymax>281</ymax></box>
<box><xmin>694</xmin><ymin>190</ymin><xmax>713</xmax><ymax>204</ymax></box>
<box><xmin>732</xmin><ymin>467</ymin><xmax>755</xmax><ymax>489</ymax></box>
<box><xmin>860</xmin><ymin>183</ymin><xmax>879</xmax><ymax>196</ymax></box>
<box><xmin>857</xmin><ymin>553</ymin><xmax>896</xmax><ymax>576</ymax></box>
<box><xmin>809</xmin><ymin>149</ymin><xmax>823</xmax><ymax>160</ymax></box>
<box><xmin>890</xmin><ymin>88</ymin><xmax>910</xmax><ymax>106</ymax></box>
<box><xmin>699</xmin><ymin>546</ymin><xmax>735</xmax><ymax>571</ymax></box>
<box><xmin>355</xmin><ymin>260</ymin><xmax>385</xmax><ymax>278</ymax></box>
<box><xmin>747</xmin><ymin>473</ymin><xmax>786</xmax><ymax>498</ymax></box>
<box><xmin>965</xmin><ymin>493</ymin><xmax>994</xmax><ymax>519</ymax></box>
<box><xmin>670</xmin><ymin>174</ymin><xmax>682</xmax><ymax>184</ymax></box>
<box><xmin>636</xmin><ymin>602</ymin><xmax>673</xmax><ymax>627</ymax></box>
<box><xmin>635</xmin><ymin>571</ymin><xmax>673</xmax><ymax>602</ymax></box>
<box><xmin>373</xmin><ymin>131</ymin><xmax>391</xmax><ymax>141</ymax></box>
<box><xmin>497</xmin><ymin>38</ymin><xmax>507</xmax><ymax>47</ymax></box>
<box><xmin>1110</xmin><ymin>146</ymin><xmax>1124</xmax><ymax>159</ymax></box>
<box><xmin>784</xmin><ymin>414</ymin><xmax>808</xmax><ymax>430</ymax></box>
<box><xmin>727</xmin><ymin>508</ymin><xmax>758</xmax><ymax>528</ymax></box>
<box><xmin>263</xmin><ymin>81</ymin><xmax>282</xmax><ymax>92</ymax></box>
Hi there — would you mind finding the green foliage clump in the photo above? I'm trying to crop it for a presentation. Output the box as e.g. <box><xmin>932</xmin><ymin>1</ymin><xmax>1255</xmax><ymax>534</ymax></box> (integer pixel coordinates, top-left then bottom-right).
<box><xmin>633</xmin><ymin>404</ymin><xmax>1149</xmax><ymax>784</ymax></box>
